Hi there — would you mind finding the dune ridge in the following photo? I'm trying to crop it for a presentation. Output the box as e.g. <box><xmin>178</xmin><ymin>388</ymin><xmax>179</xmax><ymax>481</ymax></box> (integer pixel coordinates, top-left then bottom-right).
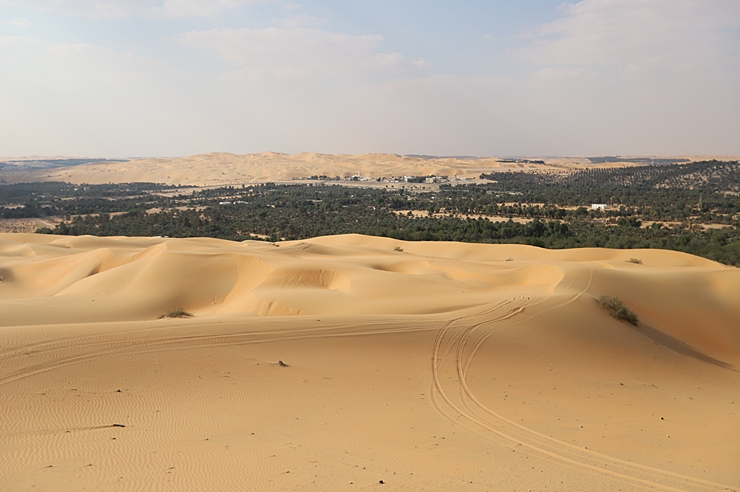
<box><xmin>1</xmin><ymin>233</ymin><xmax>739</xmax><ymax>491</ymax></box>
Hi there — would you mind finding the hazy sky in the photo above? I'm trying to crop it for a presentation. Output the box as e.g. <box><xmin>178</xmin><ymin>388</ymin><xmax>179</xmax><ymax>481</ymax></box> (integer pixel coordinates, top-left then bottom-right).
<box><xmin>1</xmin><ymin>0</ymin><xmax>739</xmax><ymax>157</ymax></box>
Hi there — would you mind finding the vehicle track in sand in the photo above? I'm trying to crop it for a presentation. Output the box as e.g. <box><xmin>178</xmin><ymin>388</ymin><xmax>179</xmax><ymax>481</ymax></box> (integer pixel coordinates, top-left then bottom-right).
<box><xmin>430</xmin><ymin>265</ymin><xmax>735</xmax><ymax>492</ymax></box>
<box><xmin>2</xmin><ymin>263</ymin><xmax>735</xmax><ymax>490</ymax></box>
<box><xmin>0</xmin><ymin>319</ymin><xmax>439</xmax><ymax>388</ymax></box>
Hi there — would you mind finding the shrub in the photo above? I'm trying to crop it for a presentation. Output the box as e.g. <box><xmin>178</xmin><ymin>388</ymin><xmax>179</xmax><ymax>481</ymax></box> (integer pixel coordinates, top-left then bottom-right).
<box><xmin>394</xmin><ymin>246</ymin><xmax>403</xmax><ymax>252</ymax></box>
<box><xmin>159</xmin><ymin>307</ymin><xmax>193</xmax><ymax>319</ymax></box>
<box><xmin>597</xmin><ymin>295</ymin><xmax>639</xmax><ymax>325</ymax></box>
<box><xmin>626</xmin><ymin>258</ymin><xmax>643</xmax><ymax>264</ymax></box>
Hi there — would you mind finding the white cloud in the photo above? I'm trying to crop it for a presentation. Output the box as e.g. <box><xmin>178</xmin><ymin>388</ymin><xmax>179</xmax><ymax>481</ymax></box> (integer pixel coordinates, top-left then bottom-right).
<box><xmin>157</xmin><ymin>0</ymin><xmax>265</xmax><ymax>18</ymax></box>
<box><xmin>2</xmin><ymin>0</ymin><xmax>269</xmax><ymax>19</ymax></box>
<box><xmin>0</xmin><ymin>36</ymin><xmax>217</xmax><ymax>156</ymax></box>
<box><xmin>523</xmin><ymin>0</ymin><xmax>740</xmax><ymax>73</ymax></box>
<box><xmin>530</xmin><ymin>66</ymin><xmax>593</xmax><ymax>80</ymax></box>
<box><xmin>277</xmin><ymin>13</ymin><xmax>326</xmax><ymax>28</ymax></box>
<box><xmin>0</xmin><ymin>35</ymin><xmax>436</xmax><ymax>157</ymax></box>
<box><xmin>179</xmin><ymin>27</ymin><xmax>428</xmax><ymax>79</ymax></box>
<box><xmin>8</xmin><ymin>17</ymin><xmax>30</xmax><ymax>27</ymax></box>
<box><xmin>1</xmin><ymin>1</ymin><xmax>738</xmax><ymax>157</ymax></box>
<box><xmin>499</xmin><ymin>0</ymin><xmax>740</xmax><ymax>154</ymax></box>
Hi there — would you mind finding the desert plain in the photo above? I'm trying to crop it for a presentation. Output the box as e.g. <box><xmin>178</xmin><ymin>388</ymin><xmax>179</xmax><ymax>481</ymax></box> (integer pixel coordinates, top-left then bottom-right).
<box><xmin>3</xmin><ymin>152</ymin><xmax>738</xmax><ymax>187</ymax></box>
<box><xmin>1</xmin><ymin>230</ymin><xmax>739</xmax><ymax>491</ymax></box>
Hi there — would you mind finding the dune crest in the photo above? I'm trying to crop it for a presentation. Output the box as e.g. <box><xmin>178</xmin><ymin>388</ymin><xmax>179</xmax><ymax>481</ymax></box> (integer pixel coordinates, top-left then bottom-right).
<box><xmin>0</xmin><ymin>233</ymin><xmax>737</xmax><ymax>352</ymax></box>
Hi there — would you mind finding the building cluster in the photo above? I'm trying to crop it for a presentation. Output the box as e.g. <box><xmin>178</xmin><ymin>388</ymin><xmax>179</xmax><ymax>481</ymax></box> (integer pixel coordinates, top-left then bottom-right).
<box><xmin>292</xmin><ymin>173</ymin><xmax>477</xmax><ymax>185</ymax></box>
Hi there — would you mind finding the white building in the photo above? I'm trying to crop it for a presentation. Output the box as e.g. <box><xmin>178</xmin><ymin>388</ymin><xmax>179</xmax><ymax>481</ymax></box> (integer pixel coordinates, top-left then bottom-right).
<box><xmin>591</xmin><ymin>204</ymin><xmax>608</xmax><ymax>210</ymax></box>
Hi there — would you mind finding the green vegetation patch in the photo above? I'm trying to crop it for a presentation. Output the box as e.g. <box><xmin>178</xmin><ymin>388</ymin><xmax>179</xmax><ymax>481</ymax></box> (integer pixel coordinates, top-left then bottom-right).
<box><xmin>8</xmin><ymin>160</ymin><xmax>740</xmax><ymax>266</ymax></box>
<box><xmin>159</xmin><ymin>307</ymin><xmax>193</xmax><ymax>319</ymax></box>
<box><xmin>597</xmin><ymin>295</ymin><xmax>639</xmax><ymax>325</ymax></box>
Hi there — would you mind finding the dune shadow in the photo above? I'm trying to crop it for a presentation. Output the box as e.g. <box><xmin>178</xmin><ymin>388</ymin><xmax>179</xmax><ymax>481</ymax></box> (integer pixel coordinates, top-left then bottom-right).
<box><xmin>631</xmin><ymin>322</ymin><xmax>737</xmax><ymax>372</ymax></box>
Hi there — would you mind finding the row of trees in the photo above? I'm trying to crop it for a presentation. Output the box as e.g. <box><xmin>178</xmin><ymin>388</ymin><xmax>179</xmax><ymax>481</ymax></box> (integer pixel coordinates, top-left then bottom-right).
<box><xmin>41</xmin><ymin>202</ymin><xmax>740</xmax><ymax>265</ymax></box>
<box><xmin>1</xmin><ymin>162</ymin><xmax>737</xmax><ymax>265</ymax></box>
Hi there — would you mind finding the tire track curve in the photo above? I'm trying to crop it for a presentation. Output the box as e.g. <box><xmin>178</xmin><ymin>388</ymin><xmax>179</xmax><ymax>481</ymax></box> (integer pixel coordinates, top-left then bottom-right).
<box><xmin>430</xmin><ymin>266</ymin><xmax>735</xmax><ymax>492</ymax></box>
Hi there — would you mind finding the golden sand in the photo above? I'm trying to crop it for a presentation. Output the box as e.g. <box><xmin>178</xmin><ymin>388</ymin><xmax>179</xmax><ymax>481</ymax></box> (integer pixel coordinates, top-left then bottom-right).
<box><xmin>1</xmin><ymin>233</ymin><xmax>738</xmax><ymax>491</ymax></box>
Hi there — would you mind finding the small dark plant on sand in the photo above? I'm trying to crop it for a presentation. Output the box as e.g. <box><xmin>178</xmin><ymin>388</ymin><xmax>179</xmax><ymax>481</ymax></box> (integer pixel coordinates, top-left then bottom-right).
<box><xmin>597</xmin><ymin>295</ymin><xmax>639</xmax><ymax>325</ymax></box>
<box><xmin>626</xmin><ymin>258</ymin><xmax>643</xmax><ymax>264</ymax></box>
<box><xmin>159</xmin><ymin>307</ymin><xmax>193</xmax><ymax>319</ymax></box>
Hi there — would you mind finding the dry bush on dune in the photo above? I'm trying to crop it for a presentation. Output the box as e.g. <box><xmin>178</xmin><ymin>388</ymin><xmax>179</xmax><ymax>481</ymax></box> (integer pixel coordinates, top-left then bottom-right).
<box><xmin>626</xmin><ymin>258</ymin><xmax>643</xmax><ymax>264</ymax></box>
<box><xmin>159</xmin><ymin>308</ymin><xmax>193</xmax><ymax>319</ymax></box>
<box><xmin>597</xmin><ymin>295</ymin><xmax>639</xmax><ymax>325</ymax></box>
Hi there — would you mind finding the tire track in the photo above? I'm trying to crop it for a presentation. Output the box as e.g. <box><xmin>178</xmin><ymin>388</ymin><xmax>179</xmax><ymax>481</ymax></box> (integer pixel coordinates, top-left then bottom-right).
<box><xmin>0</xmin><ymin>320</ymin><xmax>438</xmax><ymax>387</ymax></box>
<box><xmin>430</xmin><ymin>266</ymin><xmax>734</xmax><ymax>492</ymax></box>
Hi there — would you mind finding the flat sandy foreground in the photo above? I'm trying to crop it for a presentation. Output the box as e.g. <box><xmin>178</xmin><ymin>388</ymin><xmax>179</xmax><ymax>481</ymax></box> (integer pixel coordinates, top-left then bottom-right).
<box><xmin>1</xmin><ymin>233</ymin><xmax>739</xmax><ymax>492</ymax></box>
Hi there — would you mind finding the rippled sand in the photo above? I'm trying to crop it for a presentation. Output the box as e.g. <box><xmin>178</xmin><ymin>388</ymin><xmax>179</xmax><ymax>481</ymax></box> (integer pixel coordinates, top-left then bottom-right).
<box><xmin>1</xmin><ymin>233</ymin><xmax>738</xmax><ymax>491</ymax></box>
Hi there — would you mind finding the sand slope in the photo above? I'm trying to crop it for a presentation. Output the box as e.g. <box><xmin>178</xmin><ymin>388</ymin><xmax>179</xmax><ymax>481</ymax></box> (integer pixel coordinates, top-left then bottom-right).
<box><xmin>1</xmin><ymin>233</ymin><xmax>739</xmax><ymax>491</ymax></box>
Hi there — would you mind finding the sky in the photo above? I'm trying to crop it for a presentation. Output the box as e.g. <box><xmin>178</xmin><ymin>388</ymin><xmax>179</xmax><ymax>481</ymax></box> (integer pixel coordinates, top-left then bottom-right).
<box><xmin>1</xmin><ymin>0</ymin><xmax>739</xmax><ymax>158</ymax></box>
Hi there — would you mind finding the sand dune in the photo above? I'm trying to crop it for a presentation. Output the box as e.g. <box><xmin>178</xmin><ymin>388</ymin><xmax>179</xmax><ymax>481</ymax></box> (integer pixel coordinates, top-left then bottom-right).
<box><xmin>0</xmin><ymin>152</ymin><xmax>555</xmax><ymax>186</ymax></box>
<box><xmin>0</xmin><ymin>152</ymin><xmax>617</xmax><ymax>186</ymax></box>
<box><xmin>1</xmin><ymin>233</ymin><xmax>739</xmax><ymax>491</ymax></box>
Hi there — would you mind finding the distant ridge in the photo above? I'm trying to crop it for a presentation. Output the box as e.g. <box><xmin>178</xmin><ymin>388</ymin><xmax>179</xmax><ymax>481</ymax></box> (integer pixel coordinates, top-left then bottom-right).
<box><xmin>405</xmin><ymin>154</ymin><xmax>483</xmax><ymax>160</ymax></box>
<box><xmin>0</xmin><ymin>158</ymin><xmax>128</xmax><ymax>171</ymax></box>
<box><xmin>0</xmin><ymin>152</ymin><xmax>737</xmax><ymax>187</ymax></box>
